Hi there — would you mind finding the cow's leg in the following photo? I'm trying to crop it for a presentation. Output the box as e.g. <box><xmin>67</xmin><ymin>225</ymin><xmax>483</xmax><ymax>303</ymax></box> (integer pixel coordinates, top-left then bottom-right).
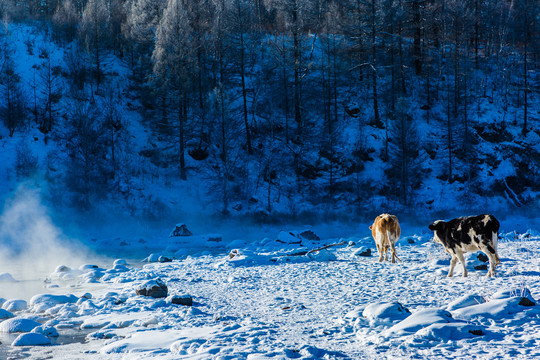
<box><xmin>448</xmin><ymin>256</ymin><xmax>458</xmax><ymax>277</ymax></box>
<box><xmin>455</xmin><ymin>251</ymin><xmax>468</xmax><ymax>277</ymax></box>
<box><xmin>481</xmin><ymin>246</ymin><xmax>499</xmax><ymax>277</ymax></box>
<box><xmin>376</xmin><ymin>243</ymin><xmax>383</xmax><ymax>262</ymax></box>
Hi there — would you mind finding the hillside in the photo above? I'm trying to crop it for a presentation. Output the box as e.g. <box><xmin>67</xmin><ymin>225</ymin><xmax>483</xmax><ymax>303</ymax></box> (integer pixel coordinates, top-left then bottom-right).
<box><xmin>0</xmin><ymin>7</ymin><xmax>538</xmax><ymax>223</ymax></box>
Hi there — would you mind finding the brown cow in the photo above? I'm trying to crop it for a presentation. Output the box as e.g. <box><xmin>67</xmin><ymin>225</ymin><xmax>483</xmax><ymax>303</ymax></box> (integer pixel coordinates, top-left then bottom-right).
<box><xmin>369</xmin><ymin>214</ymin><xmax>402</xmax><ymax>263</ymax></box>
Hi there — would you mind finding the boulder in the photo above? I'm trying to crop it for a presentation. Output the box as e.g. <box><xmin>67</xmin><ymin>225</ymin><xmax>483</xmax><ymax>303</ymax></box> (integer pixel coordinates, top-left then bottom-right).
<box><xmin>170</xmin><ymin>295</ymin><xmax>193</xmax><ymax>306</ymax></box>
<box><xmin>353</xmin><ymin>247</ymin><xmax>371</xmax><ymax>257</ymax></box>
<box><xmin>477</xmin><ymin>253</ymin><xmax>489</xmax><ymax>263</ymax></box>
<box><xmin>135</xmin><ymin>279</ymin><xmax>168</xmax><ymax>298</ymax></box>
<box><xmin>169</xmin><ymin>223</ymin><xmax>192</xmax><ymax>237</ymax></box>
<box><xmin>299</xmin><ymin>230</ymin><xmax>320</xmax><ymax>241</ymax></box>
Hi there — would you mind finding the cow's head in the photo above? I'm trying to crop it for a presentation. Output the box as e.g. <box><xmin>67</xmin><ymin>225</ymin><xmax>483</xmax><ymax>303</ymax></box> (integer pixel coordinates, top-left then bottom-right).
<box><xmin>429</xmin><ymin>220</ymin><xmax>445</xmax><ymax>244</ymax></box>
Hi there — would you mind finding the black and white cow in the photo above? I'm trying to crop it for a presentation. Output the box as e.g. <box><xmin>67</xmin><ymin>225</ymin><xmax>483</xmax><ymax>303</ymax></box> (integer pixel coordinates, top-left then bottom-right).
<box><xmin>429</xmin><ymin>215</ymin><xmax>501</xmax><ymax>277</ymax></box>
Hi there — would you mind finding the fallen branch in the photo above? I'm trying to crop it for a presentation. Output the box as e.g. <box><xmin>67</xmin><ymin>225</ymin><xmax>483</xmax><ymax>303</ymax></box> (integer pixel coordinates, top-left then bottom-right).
<box><xmin>286</xmin><ymin>241</ymin><xmax>347</xmax><ymax>257</ymax></box>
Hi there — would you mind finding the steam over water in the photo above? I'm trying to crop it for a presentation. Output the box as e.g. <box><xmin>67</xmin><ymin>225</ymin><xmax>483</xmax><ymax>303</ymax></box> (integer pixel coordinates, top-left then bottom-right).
<box><xmin>0</xmin><ymin>188</ymin><xmax>101</xmax><ymax>300</ymax></box>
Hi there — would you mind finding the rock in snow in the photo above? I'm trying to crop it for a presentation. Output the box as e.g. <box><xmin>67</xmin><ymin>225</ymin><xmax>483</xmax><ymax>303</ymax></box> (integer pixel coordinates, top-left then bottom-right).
<box><xmin>135</xmin><ymin>279</ymin><xmax>168</xmax><ymax>298</ymax></box>
<box><xmin>31</xmin><ymin>325</ymin><xmax>59</xmax><ymax>337</ymax></box>
<box><xmin>2</xmin><ymin>299</ymin><xmax>27</xmax><ymax>312</ymax></box>
<box><xmin>170</xmin><ymin>295</ymin><xmax>193</xmax><ymax>306</ymax></box>
<box><xmin>362</xmin><ymin>302</ymin><xmax>411</xmax><ymax>325</ymax></box>
<box><xmin>0</xmin><ymin>318</ymin><xmax>41</xmax><ymax>333</ymax></box>
<box><xmin>169</xmin><ymin>223</ymin><xmax>193</xmax><ymax>237</ymax></box>
<box><xmin>12</xmin><ymin>332</ymin><xmax>52</xmax><ymax>346</ymax></box>
<box><xmin>353</xmin><ymin>247</ymin><xmax>372</xmax><ymax>257</ymax></box>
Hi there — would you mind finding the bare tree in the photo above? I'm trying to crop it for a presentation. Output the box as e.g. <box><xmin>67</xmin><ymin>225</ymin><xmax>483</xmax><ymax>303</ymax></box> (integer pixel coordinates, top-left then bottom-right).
<box><xmin>153</xmin><ymin>0</ymin><xmax>194</xmax><ymax>180</ymax></box>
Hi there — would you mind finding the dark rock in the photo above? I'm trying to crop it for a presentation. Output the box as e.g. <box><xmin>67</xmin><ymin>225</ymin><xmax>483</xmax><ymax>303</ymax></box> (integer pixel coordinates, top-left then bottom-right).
<box><xmin>407</xmin><ymin>238</ymin><xmax>415</xmax><ymax>244</ymax></box>
<box><xmin>170</xmin><ymin>224</ymin><xmax>192</xmax><ymax>237</ymax></box>
<box><xmin>136</xmin><ymin>279</ymin><xmax>168</xmax><ymax>298</ymax></box>
<box><xmin>519</xmin><ymin>297</ymin><xmax>536</xmax><ymax>307</ymax></box>
<box><xmin>232</xmin><ymin>203</ymin><xmax>242</xmax><ymax>211</ymax></box>
<box><xmin>355</xmin><ymin>248</ymin><xmax>371</xmax><ymax>257</ymax></box>
<box><xmin>477</xmin><ymin>253</ymin><xmax>489</xmax><ymax>263</ymax></box>
<box><xmin>468</xmin><ymin>329</ymin><xmax>484</xmax><ymax>336</ymax></box>
<box><xmin>171</xmin><ymin>295</ymin><xmax>193</xmax><ymax>306</ymax></box>
<box><xmin>299</xmin><ymin>230</ymin><xmax>320</xmax><ymax>241</ymax></box>
<box><xmin>207</xmin><ymin>235</ymin><xmax>222</xmax><ymax>242</ymax></box>
<box><xmin>158</xmin><ymin>256</ymin><xmax>172</xmax><ymax>263</ymax></box>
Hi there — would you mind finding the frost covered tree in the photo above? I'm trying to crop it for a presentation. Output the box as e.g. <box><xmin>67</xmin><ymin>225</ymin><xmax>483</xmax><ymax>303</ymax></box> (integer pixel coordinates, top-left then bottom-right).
<box><xmin>79</xmin><ymin>0</ymin><xmax>110</xmax><ymax>90</ymax></box>
<box><xmin>153</xmin><ymin>0</ymin><xmax>194</xmax><ymax>180</ymax></box>
<box><xmin>52</xmin><ymin>0</ymin><xmax>79</xmax><ymax>42</ymax></box>
<box><xmin>38</xmin><ymin>49</ymin><xmax>62</xmax><ymax>133</ymax></box>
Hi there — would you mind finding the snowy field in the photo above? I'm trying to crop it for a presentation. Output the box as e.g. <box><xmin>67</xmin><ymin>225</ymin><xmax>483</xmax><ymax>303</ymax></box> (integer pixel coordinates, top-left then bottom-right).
<box><xmin>1</xmin><ymin>221</ymin><xmax>540</xmax><ymax>360</ymax></box>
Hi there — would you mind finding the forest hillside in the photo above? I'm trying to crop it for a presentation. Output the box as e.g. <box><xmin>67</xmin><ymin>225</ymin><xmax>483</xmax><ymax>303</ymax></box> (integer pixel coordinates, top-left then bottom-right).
<box><xmin>0</xmin><ymin>0</ymin><xmax>538</xmax><ymax>222</ymax></box>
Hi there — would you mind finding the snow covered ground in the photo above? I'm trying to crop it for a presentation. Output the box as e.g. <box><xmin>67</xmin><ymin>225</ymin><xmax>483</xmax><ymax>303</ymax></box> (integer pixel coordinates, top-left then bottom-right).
<box><xmin>1</xmin><ymin>221</ymin><xmax>540</xmax><ymax>359</ymax></box>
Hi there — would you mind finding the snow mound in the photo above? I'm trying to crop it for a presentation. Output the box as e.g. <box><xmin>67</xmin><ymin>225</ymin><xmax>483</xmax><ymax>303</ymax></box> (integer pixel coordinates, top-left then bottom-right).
<box><xmin>2</xmin><ymin>299</ymin><xmax>27</xmax><ymax>312</ymax></box>
<box><xmin>446</xmin><ymin>294</ymin><xmax>486</xmax><ymax>311</ymax></box>
<box><xmin>0</xmin><ymin>308</ymin><xmax>15</xmax><ymax>319</ymax></box>
<box><xmin>385</xmin><ymin>308</ymin><xmax>454</xmax><ymax>336</ymax></box>
<box><xmin>30</xmin><ymin>294</ymin><xmax>79</xmax><ymax>312</ymax></box>
<box><xmin>414</xmin><ymin>322</ymin><xmax>484</xmax><ymax>341</ymax></box>
<box><xmin>362</xmin><ymin>302</ymin><xmax>411</xmax><ymax>325</ymax></box>
<box><xmin>0</xmin><ymin>318</ymin><xmax>41</xmax><ymax>333</ymax></box>
<box><xmin>0</xmin><ymin>272</ymin><xmax>17</xmax><ymax>282</ymax></box>
<box><xmin>453</xmin><ymin>296</ymin><xmax>538</xmax><ymax>320</ymax></box>
<box><xmin>12</xmin><ymin>332</ymin><xmax>52</xmax><ymax>346</ymax></box>
<box><xmin>113</xmin><ymin>259</ymin><xmax>128</xmax><ymax>266</ymax></box>
<box><xmin>31</xmin><ymin>325</ymin><xmax>59</xmax><ymax>337</ymax></box>
<box><xmin>307</xmin><ymin>249</ymin><xmax>337</xmax><ymax>261</ymax></box>
<box><xmin>492</xmin><ymin>288</ymin><xmax>536</xmax><ymax>302</ymax></box>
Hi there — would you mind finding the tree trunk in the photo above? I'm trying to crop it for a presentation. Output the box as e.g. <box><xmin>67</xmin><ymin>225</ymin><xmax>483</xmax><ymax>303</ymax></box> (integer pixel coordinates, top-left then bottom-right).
<box><xmin>240</xmin><ymin>30</ymin><xmax>253</xmax><ymax>154</ymax></box>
